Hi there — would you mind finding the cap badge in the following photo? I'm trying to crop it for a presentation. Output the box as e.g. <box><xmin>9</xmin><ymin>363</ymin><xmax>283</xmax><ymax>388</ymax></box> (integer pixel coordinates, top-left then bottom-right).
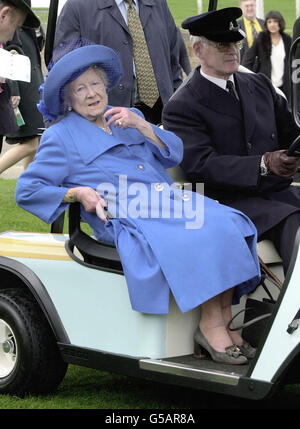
<box><xmin>229</xmin><ymin>21</ymin><xmax>239</xmax><ymax>31</ymax></box>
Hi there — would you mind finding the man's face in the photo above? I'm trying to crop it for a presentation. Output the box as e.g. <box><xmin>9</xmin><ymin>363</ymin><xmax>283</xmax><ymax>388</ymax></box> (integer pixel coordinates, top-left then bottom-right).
<box><xmin>0</xmin><ymin>6</ymin><xmax>26</xmax><ymax>44</ymax></box>
<box><xmin>240</xmin><ymin>0</ymin><xmax>257</xmax><ymax>20</ymax></box>
<box><xmin>194</xmin><ymin>40</ymin><xmax>240</xmax><ymax>80</ymax></box>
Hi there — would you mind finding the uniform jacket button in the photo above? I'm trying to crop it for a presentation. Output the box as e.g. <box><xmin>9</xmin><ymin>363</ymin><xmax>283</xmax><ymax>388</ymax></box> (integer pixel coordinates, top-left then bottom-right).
<box><xmin>137</xmin><ymin>164</ymin><xmax>145</xmax><ymax>170</ymax></box>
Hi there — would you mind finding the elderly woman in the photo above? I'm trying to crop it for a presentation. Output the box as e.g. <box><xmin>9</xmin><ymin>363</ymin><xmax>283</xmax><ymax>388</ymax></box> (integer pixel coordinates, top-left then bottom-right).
<box><xmin>15</xmin><ymin>43</ymin><xmax>260</xmax><ymax>365</ymax></box>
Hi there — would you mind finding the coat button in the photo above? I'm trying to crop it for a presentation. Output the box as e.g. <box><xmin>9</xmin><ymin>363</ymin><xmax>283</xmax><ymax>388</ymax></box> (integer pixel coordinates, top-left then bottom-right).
<box><xmin>137</xmin><ymin>164</ymin><xmax>145</xmax><ymax>170</ymax></box>
<box><xmin>182</xmin><ymin>193</ymin><xmax>190</xmax><ymax>201</ymax></box>
<box><xmin>154</xmin><ymin>183</ymin><xmax>164</xmax><ymax>191</ymax></box>
<box><xmin>271</xmin><ymin>133</ymin><xmax>275</xmax><ymax>139</ymax></box>
<box><xmin>118</xmin><ymin>84</ymin><xmax>124</xmax><ymax>90</ymax></box>
<box><xmin>247</xmin><ymin>142</ymin><xmax>252</xmax><ymax>150</ymax></box>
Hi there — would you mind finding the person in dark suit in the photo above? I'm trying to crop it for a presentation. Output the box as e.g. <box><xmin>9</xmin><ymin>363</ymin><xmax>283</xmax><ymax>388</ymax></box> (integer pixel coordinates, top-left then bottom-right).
<box><xmin>54</xmin><ymin>0</ymin><xmax>182</xmax><ymax>124</ymax></box>
<box><xmin>162</xmin><ymin>7</ymin><xmax>300</xmax><ymax>276</ymax></box>
<box><xmin>237</xmin><ymin>0</ymin><xmax>264</xmax><ymax>63</ymax></box>
<box><xmin>0</xmin><ymin>0</ymin><xmax>40</xmax><ymax>152</ymax></box>
<box><xmin>243</xmin><ymin>11</ymin><xmax>292</xmax><ymax>102</ymax></box>
<box><xmin>1</xmin><ymin>15</ymin><xmax>45</xmax><ymax>175</ymax></box>
<box><xmin>177</xmin><ymin>27</ymin><xmax>191</xmax><ymax>76</ymax></box>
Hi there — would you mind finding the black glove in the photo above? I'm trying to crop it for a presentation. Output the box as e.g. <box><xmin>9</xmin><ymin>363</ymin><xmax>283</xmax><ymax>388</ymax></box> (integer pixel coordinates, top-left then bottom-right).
<box><xmin>264</xmin><ymin>150</ymin><xmax>299</xmax><ymax>177</ymax></box>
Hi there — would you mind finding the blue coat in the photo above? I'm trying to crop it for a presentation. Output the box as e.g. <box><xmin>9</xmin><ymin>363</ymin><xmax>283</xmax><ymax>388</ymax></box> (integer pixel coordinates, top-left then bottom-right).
<box><xmin>54</xmin><ymin>0</ymin><xmax>182</xmax><ymax>107</ymax></box>
<box><xmin>15</xmin><ymin>108</ymin><xmax>260</xmax><ymax>314</ymax></box>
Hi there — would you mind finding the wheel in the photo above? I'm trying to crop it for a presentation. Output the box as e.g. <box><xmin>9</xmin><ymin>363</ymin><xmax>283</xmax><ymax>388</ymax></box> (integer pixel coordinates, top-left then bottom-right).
<box><xmin>0</xmin><ymin>288</ymin><xmax>68</xmax><ymax>396</ymax></box>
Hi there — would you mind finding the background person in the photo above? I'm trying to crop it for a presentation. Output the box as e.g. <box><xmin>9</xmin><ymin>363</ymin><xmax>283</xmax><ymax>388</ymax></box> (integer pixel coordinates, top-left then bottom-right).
<box><xmin>243</xmin><ymin>11</ymin><xmax>292</xmax><ymax>102</ymax></box>
<box><xmin>1</xmin><ymin>2</ymin><xmax>45</xmax><ymax>174</ymax></box>
<box><xmin>53</xmin><ymin>0</ymin><xmax>182</xmax><ymax>125</ymax></box>
<box><xmin>238</xmin><ymin>0</ymin><xmax>264</xmax><ymax>63</ymax></box>
<box><xmin>16</xmin><ymin>43</ymin><xmax>260</xmax><ymax>365</ymax></box>
<box><xmin>162</xmin><ymin>7</ymin><xmax>300</xmax><ymax>276</ymax></box>
<box><xmin>0</xmin><ymin>0</ymin><xmax>39</xmax><ymax>152</ymax></box>
<box><xmin>177</xmin><ymin>27</ymin><xmax>191</xmax><ymax>76</ymax></box>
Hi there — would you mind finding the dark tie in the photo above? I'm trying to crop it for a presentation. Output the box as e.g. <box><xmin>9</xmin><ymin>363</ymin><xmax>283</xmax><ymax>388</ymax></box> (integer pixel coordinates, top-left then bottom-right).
<box><xmin>125</xmin><ymin>0</ymin><xmax>159</xmax><ymax>108</ymax></box>
<box><xmin>226</xmin><ymin>80</ymin><xmax>239</xmax><ymax>101</ymax></box>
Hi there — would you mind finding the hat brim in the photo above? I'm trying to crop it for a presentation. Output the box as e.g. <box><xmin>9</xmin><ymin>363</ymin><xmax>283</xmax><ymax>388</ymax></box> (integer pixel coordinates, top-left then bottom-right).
<box><xmin>43</xmin><ymin>45</ymin><xmax>123</xmax><ymax>119</ymax></box>
<box><xmin>6</xmin><ymin>0</ymin><xmax>40</xmax><ymax>28</ymax></box>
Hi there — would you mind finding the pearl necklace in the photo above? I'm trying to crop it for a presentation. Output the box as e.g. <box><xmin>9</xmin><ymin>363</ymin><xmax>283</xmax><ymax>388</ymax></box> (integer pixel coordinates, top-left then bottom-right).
<box><xmin>97</xmin><ymin>116</ymin><xmax>112</xmax><ymax>135</ymax></box>
<box><xmin>99</xmin><ymin>125</ymin><xmax>112</xmax><ymax>135</ymax></box>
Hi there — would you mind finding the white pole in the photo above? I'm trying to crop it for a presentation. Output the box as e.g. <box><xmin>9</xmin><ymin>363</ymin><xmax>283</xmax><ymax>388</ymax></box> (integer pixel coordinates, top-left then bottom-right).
<box><xmin>297</xmin><ymin>0</ymin><xmax>300</xmax><ymax>18</ymax></box>
<box><xmin>197</xmin><ymin>0</ymin><xmax>202</xmax><ymax>14</ymax></box>
<box><xmin>256</xmin><ymin>0</ymin><xmax>264</xmax><ymax>19</ymax></box>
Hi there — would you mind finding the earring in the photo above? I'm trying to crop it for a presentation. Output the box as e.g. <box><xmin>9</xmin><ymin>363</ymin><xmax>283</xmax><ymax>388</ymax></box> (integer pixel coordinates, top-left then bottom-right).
<box><xmin>67</xmin><ymin>106</ymin><xmax>72</xmax><ymax>112</ymax></box>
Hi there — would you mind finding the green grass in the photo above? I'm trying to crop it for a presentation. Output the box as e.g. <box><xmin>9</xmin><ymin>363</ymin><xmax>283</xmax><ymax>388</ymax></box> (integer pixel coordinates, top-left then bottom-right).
<box><xmin>0</xmin><ymin>179</ymin><xmax>49</xmax><ymax>234</ymax></box>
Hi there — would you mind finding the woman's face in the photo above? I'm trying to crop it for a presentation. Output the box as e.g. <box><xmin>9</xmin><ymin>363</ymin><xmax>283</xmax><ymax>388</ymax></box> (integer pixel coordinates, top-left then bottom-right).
<box><xmin>266</xmin><ymin>18</ymin><xmax>280</xmax><ymax>34</ymax></box>
<box><xmin>68</xmin><ymin>67</ymin><xmax>108</xmax><ymax>122</ymax></box>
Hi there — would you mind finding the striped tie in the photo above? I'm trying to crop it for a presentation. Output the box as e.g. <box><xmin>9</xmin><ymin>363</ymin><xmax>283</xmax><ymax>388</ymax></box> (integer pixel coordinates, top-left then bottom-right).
<box><xmin>125</xmin><ymin>0</ymin><xmax>159</xmax><ymax>108</ymax></box>
<box><xmin>250</xmin><ymin>20</ymin><xmax>258</xmax><ymax>41</ymax></box>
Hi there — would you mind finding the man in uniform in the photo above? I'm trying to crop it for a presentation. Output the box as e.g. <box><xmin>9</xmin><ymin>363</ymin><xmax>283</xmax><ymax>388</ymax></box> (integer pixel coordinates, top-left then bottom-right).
<box><xmin>162</xmin><ymin>7</ymin><xmax>300</xmax><ymax>274</ymax></box>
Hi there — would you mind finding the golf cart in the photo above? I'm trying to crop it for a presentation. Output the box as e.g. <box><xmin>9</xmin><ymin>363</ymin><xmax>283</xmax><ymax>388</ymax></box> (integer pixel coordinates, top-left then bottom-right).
<box><xmin>0</xmin><ymin>0</ymin><xmax>300</xmax><ymax>399</ymax></box>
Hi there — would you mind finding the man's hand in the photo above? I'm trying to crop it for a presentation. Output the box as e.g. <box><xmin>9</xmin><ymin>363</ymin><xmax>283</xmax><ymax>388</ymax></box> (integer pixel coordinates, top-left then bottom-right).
<box><xmin>263</xmin><ymin>150</ymin><xmax>299</xmax><ymax>177</ymax></box>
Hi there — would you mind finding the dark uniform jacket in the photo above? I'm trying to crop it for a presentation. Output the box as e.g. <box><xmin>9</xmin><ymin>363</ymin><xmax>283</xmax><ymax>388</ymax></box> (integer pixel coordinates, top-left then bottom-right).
<box><xmin>54</xmin><ymin>0</ymin><xmax>182</xmax><ymax>108</ymax></box>
<box><xmin>162</xmin><ymin>69</ymin><xmax>300</xmax><ymax>237</ymax></box>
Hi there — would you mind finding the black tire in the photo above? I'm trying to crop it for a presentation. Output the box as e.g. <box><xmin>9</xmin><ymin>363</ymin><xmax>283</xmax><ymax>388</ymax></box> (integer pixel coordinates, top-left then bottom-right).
<box><xmin>0</xmin><ymin>288</ymin><xmax>68</xmax><ymax>396</ymax></box>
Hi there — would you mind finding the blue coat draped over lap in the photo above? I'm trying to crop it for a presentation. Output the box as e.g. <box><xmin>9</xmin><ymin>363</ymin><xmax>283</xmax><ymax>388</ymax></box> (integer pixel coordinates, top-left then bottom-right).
<box><xmin>15</xmin><ymin>108</ymin><xmax>260</xmax><ymax>314</ymax></box>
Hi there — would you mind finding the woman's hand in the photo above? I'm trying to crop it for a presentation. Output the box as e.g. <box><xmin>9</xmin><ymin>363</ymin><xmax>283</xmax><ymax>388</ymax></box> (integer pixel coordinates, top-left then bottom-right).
<box><xmin>104</xmin><ymin>107</ymin><xmax>166</xmax><ymax>149</ymax></box>
<box><xmin>11</xmin><ymin>96</ymin><xmax>21</xmax><ymax>109</ymax></box>
<box><xmin>104</xmin><ymin>106</ymin><xmax>145</xmax><ymax>130</ymax></box>
<box><xmin>63</xmin><ymin>187</ymin><xmax>108</xmax><ymax>222</ymax></box>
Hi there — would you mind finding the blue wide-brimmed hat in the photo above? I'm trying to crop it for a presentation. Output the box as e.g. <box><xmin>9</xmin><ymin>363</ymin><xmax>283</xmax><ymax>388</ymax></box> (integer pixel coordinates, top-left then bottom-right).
<box><xmin>40</xmin><ymin>44</ymin><xmax>123</xmax><ymax>121</ymax></box>
<box><xmin>182</xmin><ymin>7</ymin><xmax>245</xmax><ymax>42</ymax></box>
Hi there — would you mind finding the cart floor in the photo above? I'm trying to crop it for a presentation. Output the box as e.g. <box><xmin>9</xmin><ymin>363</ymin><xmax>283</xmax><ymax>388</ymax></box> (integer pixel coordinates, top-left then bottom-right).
<box><xmin>164</xmin><ymin>354</ymin><xmax>249</xmax><ymax>376</ymax></box>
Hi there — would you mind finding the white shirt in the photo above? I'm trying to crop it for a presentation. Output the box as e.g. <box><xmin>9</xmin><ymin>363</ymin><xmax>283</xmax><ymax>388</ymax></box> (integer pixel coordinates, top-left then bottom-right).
<box><xmin>270</xmin><ymin>36</ymin><xmax>285</xmax><ymax>88</ymax></box>
<box><xmin>115</xmin><ymin>0</ymin><xmax>139</xmax><ymax>25</ymax></box>
<box><xmin>200</xmin><ymin>69</ymin><xmax>235</xmax><ymax>93</ymax></box>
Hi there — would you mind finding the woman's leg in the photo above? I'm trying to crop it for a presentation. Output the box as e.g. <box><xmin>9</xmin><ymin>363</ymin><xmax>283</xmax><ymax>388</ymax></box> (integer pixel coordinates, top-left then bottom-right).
<box><xmin>199</xmin><ymin>292</ymin><xmax>235</xmax><ymax>352</ymax></box>
<box><xmin>0</xmin><ymin>137</ymin><xmax>39</xmax><ymax>174</ymax></box>
<box><xmin>23</xmin><ymin>137</ymin><xmax>40</xmax><ymax>170</ymax></box>
<box><xmin>220</xmin><ymin>288</ymin><xmax>243</xmax><ymax>346</ymax></box>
